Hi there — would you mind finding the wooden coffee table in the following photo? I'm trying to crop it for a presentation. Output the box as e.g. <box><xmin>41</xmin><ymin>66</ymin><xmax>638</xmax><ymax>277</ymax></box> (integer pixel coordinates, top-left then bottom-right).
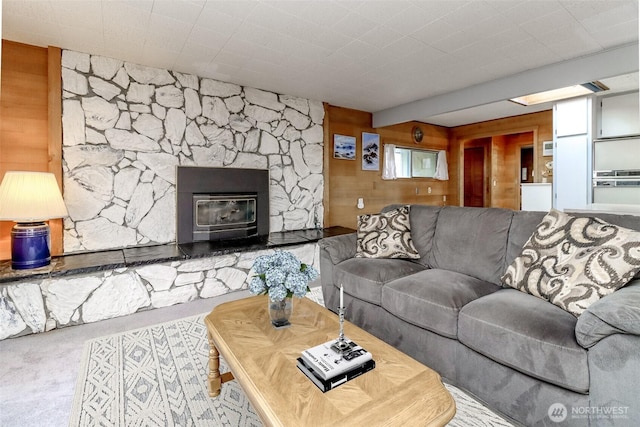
<box><xmin>204</xmin><ymin>295</ymin><xmax>456</xmax><ymax>426</ymax></box>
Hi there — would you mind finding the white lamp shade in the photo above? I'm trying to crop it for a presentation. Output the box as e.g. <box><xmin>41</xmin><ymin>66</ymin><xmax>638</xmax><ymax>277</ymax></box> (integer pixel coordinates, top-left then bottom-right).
<box><xmin>0</xmin><ymin>171</ymin><xmax>68</xmax><ymax>221</ymax></box>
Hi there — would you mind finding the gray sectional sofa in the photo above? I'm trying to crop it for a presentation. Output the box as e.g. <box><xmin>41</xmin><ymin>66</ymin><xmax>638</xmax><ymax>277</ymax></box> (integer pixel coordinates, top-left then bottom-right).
<box><xmin>319</xmin><ymin>205</ymin><xmax>640</xmax><ymax>426</ymax></box>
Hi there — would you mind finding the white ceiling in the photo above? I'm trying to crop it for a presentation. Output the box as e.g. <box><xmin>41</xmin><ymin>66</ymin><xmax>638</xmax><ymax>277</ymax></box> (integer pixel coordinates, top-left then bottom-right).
<box><xmin>2</xmin><ymin>0</ymin><xmax>639</xmax><ymax>127</ymax></box>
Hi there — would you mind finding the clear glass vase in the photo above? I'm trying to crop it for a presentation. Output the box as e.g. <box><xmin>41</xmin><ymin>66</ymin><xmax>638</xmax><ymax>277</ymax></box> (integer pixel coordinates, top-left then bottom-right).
<box><xmin>268</xmin><ymin>297</ymin><xmax>293</xmax><ymax>328</ymax></box>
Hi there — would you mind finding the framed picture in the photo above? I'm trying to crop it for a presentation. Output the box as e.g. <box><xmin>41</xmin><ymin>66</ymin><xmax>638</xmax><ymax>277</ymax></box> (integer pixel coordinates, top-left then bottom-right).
<box><xmin>333</xmin><ymin>134</ymin><xmax>356</xmax><ymax>160</ymax></box>
<box><xmin>361</xmin><ymin>132</ymin><xmax>380</xmax><ymax>171</ymax></box>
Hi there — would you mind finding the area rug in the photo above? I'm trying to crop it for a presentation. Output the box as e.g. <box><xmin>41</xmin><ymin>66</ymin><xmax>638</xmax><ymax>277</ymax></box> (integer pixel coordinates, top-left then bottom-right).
<box><xmin>70</xmin><ymin>289</ymin><xmax>513</xmax><ymax>426</ymax></box>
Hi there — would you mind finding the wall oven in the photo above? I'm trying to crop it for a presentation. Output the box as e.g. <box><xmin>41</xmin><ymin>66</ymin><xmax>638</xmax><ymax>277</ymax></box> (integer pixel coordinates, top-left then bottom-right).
<box><xmin>592</xmin><ymin>137</ymin><xmax>640</xmax><ymax>205</ymax></box>
<box><xmin>593</xmin><ymin>170</ymin><xmax>640</xmax><ymax>204</ymax></box>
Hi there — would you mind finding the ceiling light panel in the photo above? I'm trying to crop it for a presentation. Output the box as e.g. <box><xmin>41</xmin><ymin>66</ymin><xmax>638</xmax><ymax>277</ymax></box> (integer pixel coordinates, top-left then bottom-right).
<box><xmin>510</xmin><ymin>85</ymin><xmax>597</xmax><ymax>106</ymax></box>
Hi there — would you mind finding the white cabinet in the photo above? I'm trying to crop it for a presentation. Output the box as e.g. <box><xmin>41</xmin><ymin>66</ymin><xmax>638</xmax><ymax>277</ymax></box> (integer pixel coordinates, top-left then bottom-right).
<box><xmin>521</xmin><ymin>183</ymin><xmax>552</xmax><ymax>211</ymax></box>
<box><xmin>599</xmin><ymin>92</ymin><xmax>640</xmax><ymax>138</ymax></box>
<box><xmin>553</xmin><ymin>97</ymin><xmax>593</xmax><ymax>211</ymax></box>
<box><xmin>555</xmin><ymin>98</ymin><xmax>589</xmax><ymax>137</ymax></box>
<box><xmin>554</xmin><ymin>135</ymin><xmax>590</xmax><ymax>211</ymax></box>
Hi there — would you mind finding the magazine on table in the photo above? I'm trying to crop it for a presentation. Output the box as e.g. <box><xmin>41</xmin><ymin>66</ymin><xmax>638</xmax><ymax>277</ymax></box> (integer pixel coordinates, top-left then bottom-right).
<box><xmin>297</xmin><ymin>356</ymin><xmax>375</xmax><ymax>392</ymax></box>
<box><xmin>300</xmin><ymin>338</ymin><xmax>373</xmax><ymax>381</ymax></box>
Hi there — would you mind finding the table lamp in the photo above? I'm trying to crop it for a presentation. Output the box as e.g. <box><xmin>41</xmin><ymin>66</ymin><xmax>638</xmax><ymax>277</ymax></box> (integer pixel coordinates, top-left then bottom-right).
<box><xmin>0</xmin><ymin>171</ymin><xmax>69</xmax><ymax>269</ymax></box>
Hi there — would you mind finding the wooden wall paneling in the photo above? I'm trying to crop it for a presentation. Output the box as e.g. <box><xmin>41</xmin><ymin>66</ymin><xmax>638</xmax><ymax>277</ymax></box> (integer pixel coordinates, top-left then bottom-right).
<box><xmin>48</xmin><ymin>46</ymin><xmax>63</xmax><ymax>256</ymax></box>
<box><xmin>448</xmin><ymin>136</ymin><xmax>461</xmax><ymax>206</ymax></box>
<box><xmin>508</xmin><ymin>132</ymin><xmax>536</xmax><ymax>209</ymax></box>
<box><xmin>489</xmin><ymin>136</ymin><xmax>501</xmax><ymax>207</ymax></box>
<box><xmin>324</xmin><ymin>105</ymin><xmax>450</xmax><ymax>229</ymax></box>
<box><xmin>0</xmin><ymin>41</ymin><xmax>51</xmax><ymax>260</ymax></box>
<box><xmin>322</xmin><ymin>103</ymin><xmax>331</xmax><ymax>228</ymax></box>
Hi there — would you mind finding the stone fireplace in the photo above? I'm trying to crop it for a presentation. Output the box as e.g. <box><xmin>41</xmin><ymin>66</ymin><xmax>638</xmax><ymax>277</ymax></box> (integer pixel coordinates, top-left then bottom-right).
<box><xmin>176</xmin><ymin>167</ymin><xmax>269</xmax><ymax>244</ymax></box>
<box><xmin>0</xmin><ymin>48</ymin><xmax>332</xmax><ymax>342</ymax></box>
<box><xmin>60</xmin><ymin>49</ymin><xmax>324</xmax><ymax>254</ymax></box>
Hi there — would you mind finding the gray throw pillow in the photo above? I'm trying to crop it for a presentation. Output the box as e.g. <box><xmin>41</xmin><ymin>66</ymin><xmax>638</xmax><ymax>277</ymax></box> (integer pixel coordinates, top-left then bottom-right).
<box><xmin>355</xmin><ymin>205</ymin><xmax>420</xmax><ymax>259</ymax></box>
<box><xmin>502</xmin><ymin>209</ymin><xmax>640</xmax><ymax>317</ymax></box>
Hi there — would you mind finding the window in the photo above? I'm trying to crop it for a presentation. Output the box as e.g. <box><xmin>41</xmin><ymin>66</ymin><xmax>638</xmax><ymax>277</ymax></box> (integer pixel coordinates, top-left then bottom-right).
<box><xmin>394</xmin><ymin>147</ymin><xmax>412</xmax><ymax>178</ymax></box>
<box><xmin>394</xmin><ymin>147</ymin><xmax>438</xmax><ymax>178</ymax></box>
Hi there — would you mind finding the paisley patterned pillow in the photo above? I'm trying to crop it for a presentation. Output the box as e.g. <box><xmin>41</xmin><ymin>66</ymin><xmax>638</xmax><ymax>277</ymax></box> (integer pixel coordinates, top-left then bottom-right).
<box><xmin>355</xmin><ymin>205</ymin><xmax>420</xmax><ymax>259</ymax></box>
<box><xmin>502</xmin><ymin>209</ymin><xmax>640</xmax><ymax>317</ymax></box>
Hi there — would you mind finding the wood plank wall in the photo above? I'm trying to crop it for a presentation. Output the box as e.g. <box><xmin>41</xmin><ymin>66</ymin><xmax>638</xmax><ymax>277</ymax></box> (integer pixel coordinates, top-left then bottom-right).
<box><xmin>449</xmin><ymin>110</ymin><xmax>553</xmax><ymax>209</ymax></box>
<box><xmin>0</xmin><ymin>41</ymin><xmax>62</xmax><ymax>261</ymax></box>
<box><xmin>324</xmin><ymin>105</ymin><xmax>450</xmax><ymax>229</ymax></box>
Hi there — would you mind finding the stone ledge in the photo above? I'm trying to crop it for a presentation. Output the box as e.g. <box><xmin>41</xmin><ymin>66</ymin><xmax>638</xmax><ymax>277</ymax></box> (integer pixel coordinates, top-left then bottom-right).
<box><xmin>0</xmin><ymin>227</ymin><xmax>354</xmax><ymax>341</ymax></box>
<box><xmin>0</xmin><ymin>227</ymin><xmax>353</xmax><ymax>285</ymax></box>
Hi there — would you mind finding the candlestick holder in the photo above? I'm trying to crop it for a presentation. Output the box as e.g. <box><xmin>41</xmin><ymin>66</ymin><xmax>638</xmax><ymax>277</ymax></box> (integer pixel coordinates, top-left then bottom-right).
<box><xmin>331</xmin><ymin>304</ymin><xmax>352</xmax><ymax>353</ymax></box>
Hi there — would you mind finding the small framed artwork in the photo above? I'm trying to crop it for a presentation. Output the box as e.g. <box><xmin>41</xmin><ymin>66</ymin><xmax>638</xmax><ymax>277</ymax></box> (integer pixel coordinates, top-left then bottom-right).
<box><xmin>362</xmin><ymin>132</ymin><xmax>380</xmax><ymax>171</ymax></box>
<box><xmin>333</xmin><ymin>134</ymin><xmax>356</xmax><ymax>160</ymax></box>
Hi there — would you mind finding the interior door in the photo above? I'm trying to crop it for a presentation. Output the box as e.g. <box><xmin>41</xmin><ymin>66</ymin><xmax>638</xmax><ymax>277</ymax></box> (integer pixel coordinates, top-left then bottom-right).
<box><xmin>464</xmin><ymin>147</ymin><xmax>485</xmax><ymax>207</ymax></box>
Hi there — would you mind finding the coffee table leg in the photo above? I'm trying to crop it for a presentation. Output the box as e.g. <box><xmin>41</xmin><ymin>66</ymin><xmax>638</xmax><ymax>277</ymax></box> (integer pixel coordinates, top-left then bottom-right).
<box><xmin>208</xmin><ymin>331</ymin><xmax>222</xmax><ymax>397</ymax></box>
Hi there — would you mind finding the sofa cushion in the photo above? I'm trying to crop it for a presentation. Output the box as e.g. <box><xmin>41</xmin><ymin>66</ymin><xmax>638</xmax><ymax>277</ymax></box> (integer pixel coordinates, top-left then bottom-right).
<box><xmin>458</xmin><ymin>289</ymin><xmax>589</xmax><ymax>394</ymax></box>
<box><xmin>319</xmin><ymin>233</ymin><xmax>357</xmax><ymax>265</ymax></box>
<box><xmin>407</xmin><ymin>205</ymin><xmax>442</xmax><ymax>266</ymax></box>
<box><xmin>382</xmin><ymin>269</ymin><xmax>500</xmax><ymax>339</ymax></box>
<box><xmin>334</xmin><ymin>258</ymin><xmax>425</xmax><ymax>306</ymax></box>
<box><xmin>505</xmin><ymin>210</ymin><xmax>546</xmax><ymax>271</ymax></box>
<box><xmin>355</xmin><ymin>205</ymin><xmax>420</xmax><ymax>259</ymax></box>
<box><xmin>502</xmin><ymin>209</ymin><xmax>640</xmax><ymax>317</ymax></box>
<box><xmin>575</xmin><ymin>280</ymin><xmax>640</xmax><ymax>348</ymax></box>
<box><xmin>428</xmin><ymin>206</ymin><xmax>513</xmax><ymax>285</ymax></box>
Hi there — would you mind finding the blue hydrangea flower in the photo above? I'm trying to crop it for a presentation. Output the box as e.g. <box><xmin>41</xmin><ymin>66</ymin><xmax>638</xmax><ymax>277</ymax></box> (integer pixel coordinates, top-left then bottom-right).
<box><xmin>302</xmin><ymin>263</ymin><xmax>319</xmax><ymax>281</ymax></box>
<box><xmin>252</xmin><ymin>254</ymin><xmax>272</xmax><ymax>275</ymax></box>
<box><xmin>284</xmin><ymin>272</ymin><xmax>306</xmax><ymax>296</ymax></box>
<box><xmin>268</xmin><ymin>284</ymin><xmax>288</xmax><ymax>302</ymax></box>
<box><xmin>248</xmin><ymin>275</ymin><xmax>267</xmax><ymax>294</ymax></box>
<box><xmin>265</xmin><ymin>267</ymin><xmax>286</xmax><ymax>289</ymax></box>
<box><xmin>249</xmin><ymin>250</ymin><xmax>318</xmax><ymax>302</ymax></box>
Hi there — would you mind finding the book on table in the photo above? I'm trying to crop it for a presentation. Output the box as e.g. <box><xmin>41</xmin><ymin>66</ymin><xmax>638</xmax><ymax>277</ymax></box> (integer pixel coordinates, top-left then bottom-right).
<box><xmin>296</xmin><ymin>356</ymin><xmax>375</xmax><ymax>392</ymax></box>
<box><xmin>300</xmin><ymin>338</ymin><xmax>373</xmax><ymax>381</ymax></box>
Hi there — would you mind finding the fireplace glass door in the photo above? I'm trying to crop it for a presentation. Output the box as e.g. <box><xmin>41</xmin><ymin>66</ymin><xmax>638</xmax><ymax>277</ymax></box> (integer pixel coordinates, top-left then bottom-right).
<box><xmin>193</xmin><ymin>194</ymin><xmax>258</xmax><ymax>241</ymax></box>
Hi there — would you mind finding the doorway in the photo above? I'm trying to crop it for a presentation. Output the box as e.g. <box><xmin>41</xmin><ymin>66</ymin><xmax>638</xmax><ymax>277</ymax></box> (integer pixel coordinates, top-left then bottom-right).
<box><xmin>464</xmin><ymin>147</ymin><xmax>485</xmax><ymax>207</ymax></box>
<box><xmin>520</xmin><ymin>146</ymin><xmax>534</xmax><ymax>183</ymax></box>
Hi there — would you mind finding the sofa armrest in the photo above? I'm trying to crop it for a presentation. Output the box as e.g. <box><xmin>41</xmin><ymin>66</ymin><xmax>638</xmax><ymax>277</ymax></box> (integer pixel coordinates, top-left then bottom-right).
<box><xmin>318</xmin><ymin>233</ymin><xmax>357</xmax><ymax>265</ymax></box>
<box><xmin>575</xmin><ymin>280</ymin><xmax>640</xmax><ymax>348</ymax></box>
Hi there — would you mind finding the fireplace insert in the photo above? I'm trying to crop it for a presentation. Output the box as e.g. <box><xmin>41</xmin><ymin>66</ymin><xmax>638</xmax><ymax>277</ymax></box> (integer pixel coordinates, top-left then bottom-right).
<box><xmin>177</xmin><ymin>167</ymin><xmax>269</xmax><ymax>244</ymax></box>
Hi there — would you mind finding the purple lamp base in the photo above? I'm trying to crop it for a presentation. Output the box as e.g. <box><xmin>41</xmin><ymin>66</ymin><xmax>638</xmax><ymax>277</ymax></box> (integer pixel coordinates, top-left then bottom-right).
<box><xmin>11</xmin><ymin>222</ymin><xmax>51</xmax><ymax>270</ymax></box>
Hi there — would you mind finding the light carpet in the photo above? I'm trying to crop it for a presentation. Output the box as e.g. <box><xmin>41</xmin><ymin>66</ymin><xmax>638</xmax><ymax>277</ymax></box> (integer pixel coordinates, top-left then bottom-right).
<box><xmin>70</xmin><ymin>289</ymin><xmax>513</xmax><ymax>426</ymax></box>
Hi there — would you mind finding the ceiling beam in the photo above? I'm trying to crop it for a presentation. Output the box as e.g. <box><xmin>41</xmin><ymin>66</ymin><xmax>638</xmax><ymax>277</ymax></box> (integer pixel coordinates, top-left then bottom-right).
<box><xmin>372</xmin><ymin>42</ymin><xmax>639</xmax><ymax>128</ymax></box>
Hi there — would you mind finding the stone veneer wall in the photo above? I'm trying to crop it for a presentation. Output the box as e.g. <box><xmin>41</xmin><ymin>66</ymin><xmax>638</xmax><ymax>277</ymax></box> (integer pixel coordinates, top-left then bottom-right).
<box><xmin>0</xmin><ymin>244</ymin><xmax>318</xmax><ymax>340</ymax></box>
<box><xmin>0</xmin><ymin>50</ymin><xmax>328</xmax><ymax>341</ymax></box>
<box><xmin>61</xmin><ymin>49</ymin><xmax>324</xmax><ymax>252</ymax></box>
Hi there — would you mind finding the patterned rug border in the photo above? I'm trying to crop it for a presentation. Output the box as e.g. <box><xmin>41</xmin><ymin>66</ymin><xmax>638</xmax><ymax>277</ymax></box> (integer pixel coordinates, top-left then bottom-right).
<box><xmin>81</xmin><ymin>311</ymin><xmax>210</xmax><ymax>345</ymax></box>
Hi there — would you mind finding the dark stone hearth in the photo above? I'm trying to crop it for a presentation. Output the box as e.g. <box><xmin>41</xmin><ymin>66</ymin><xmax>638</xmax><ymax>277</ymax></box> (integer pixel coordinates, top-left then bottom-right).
<box><xmin>0</xmin><ymin>227</ymin><xmax>353</xmax><ymax>284</ymax></box>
